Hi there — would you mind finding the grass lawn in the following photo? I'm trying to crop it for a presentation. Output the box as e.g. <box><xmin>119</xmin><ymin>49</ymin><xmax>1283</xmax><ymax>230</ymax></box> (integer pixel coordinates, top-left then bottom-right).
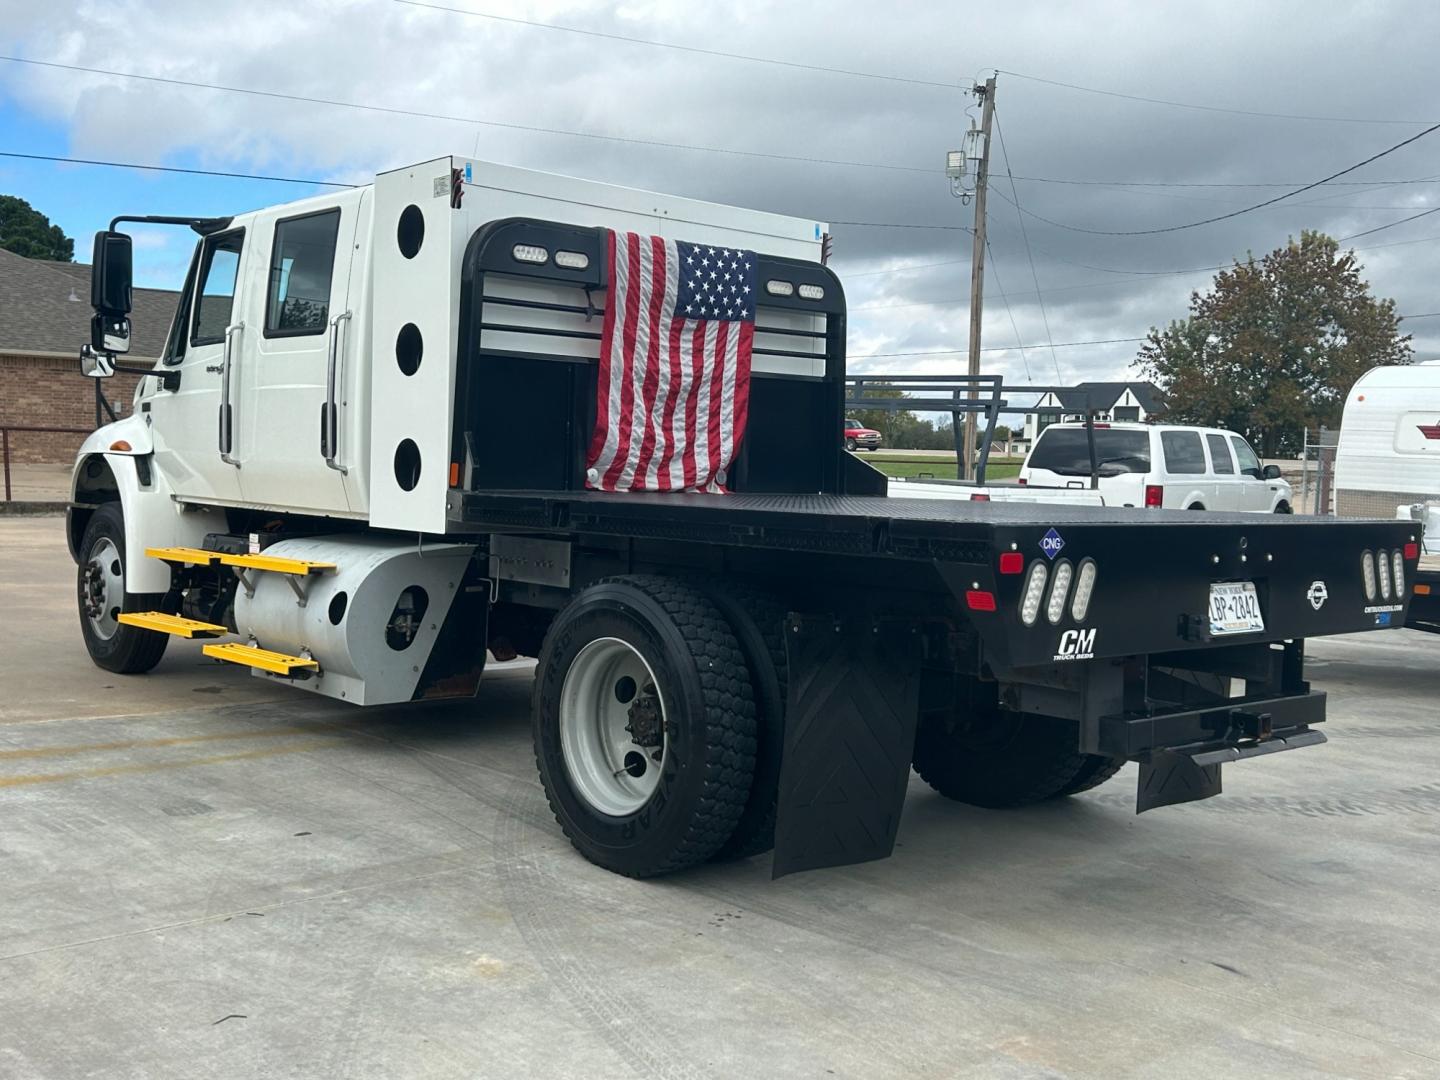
<box><xmin>863</xmin><ymin>457</ymin><xmax>1022</xmax><ymax>481</ymax></box>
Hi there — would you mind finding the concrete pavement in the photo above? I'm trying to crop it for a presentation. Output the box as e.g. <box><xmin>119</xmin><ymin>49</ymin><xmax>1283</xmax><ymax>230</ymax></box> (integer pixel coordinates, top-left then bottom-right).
<box><xmin>2</xmin><ymin>514</ymin><xmax>1439</xmax><ymax>1079</ymax></box>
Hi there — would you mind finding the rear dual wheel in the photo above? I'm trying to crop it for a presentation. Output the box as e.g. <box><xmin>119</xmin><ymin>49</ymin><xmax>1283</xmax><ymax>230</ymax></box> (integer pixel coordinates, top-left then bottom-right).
<box><xmin>533</xmin><ymin>575</ymin><xmax>758</xmax><ymax>877</ymax></box>
<box><xmin>912</xmin><ymin>707</ymin><xmax>1123</xmax><ymax>808</ymax></box>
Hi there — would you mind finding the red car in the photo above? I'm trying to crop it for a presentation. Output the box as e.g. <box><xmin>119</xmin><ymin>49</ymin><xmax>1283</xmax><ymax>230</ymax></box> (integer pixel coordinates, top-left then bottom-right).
<box><xmin>843</xmin><ymin>418</ymin><xmax>882</xmax><ymax>451</ymax></box>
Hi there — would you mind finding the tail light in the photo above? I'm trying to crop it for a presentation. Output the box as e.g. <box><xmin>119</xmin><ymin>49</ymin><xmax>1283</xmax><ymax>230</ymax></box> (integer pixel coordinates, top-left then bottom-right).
<box><xmin>1362</xmin><ymin>551</ymin><xmax>1377</xmax><ymax>601</ymax></box>
<box><xmin>970</xmin><ymin>492</ymin><xmax>991</xmax><ymax>501</ymax></box>
<box><xmin>1046</xmin><ymin>560</ymin><xmax>1073</xmax><ymax>624</ymax></box>
<box><xmin>1018</xmin><ymin>477</ymin><xmax>1028</xmax><ymax>486</ymax></box>
<box><xmin>1378</xmin><ymin>550</ymin><xmax>1392</xmax><ymax>600</ymax></box>
<box><xmin>1393</xmin><ymin>550</ymin><xmax>1405</xmax><ymax>597</ymax></box>
<box><xmin>1405</xmin><ymin>541</ymin><xmax>1419</xmax><ymax>560</ymax></box>
<box><xmin>1144</xmin><ymin>485</ymin><xmax>1164</xmax><ymax>508</ymax></box>
<box><xmin>1071</xmin><ymin>559</ymin><xmax>1097</xmax><ymax>622</ymax></box>
<box><xmin>1020</xmin><ymin>562</ymin><xmax>1049</xmax><ymax>626</ymax></box>
<box><xmin>998</xmin><ymin>552</ymin><xmax>1025</xmax><ymax>575</ymax></box>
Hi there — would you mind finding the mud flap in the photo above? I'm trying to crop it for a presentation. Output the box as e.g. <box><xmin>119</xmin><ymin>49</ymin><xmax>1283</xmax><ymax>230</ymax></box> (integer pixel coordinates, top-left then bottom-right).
<box><xmin>771</xmin><ymin>616</ymin><xmax>923</xmax><ymax>879</ymax></box>
<box><xmin>1136</xmin><ymin>728</ymin><xmax>1327</xmax><ymax>813</ymax></box>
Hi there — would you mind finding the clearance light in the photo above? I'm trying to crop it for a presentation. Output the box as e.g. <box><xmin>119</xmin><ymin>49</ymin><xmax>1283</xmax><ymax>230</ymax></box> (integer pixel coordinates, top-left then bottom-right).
<box><xmin>554</xmin><ymin>250</ymin><xmax>589</xmax><ymax>270</ymax></box>
<box><xmin>1071</xmin><ymin>558</ymin><xmax>1097</xmax><ymax>622</ymax></box>
<box><xmin>1020</xmin><ymin>561</ymin><xmax>1048</xmax><ymax>626</ymax></box>
<box><xmin>512</xmin><ymin>244</ymin><xmax>549</xmax><ymax>264</ymax></box>
<box><xmin>1405</xmin><ymin>541</ymin><xmax>1419</xmax><ymax>560</ymax></box>
<box><xmin>1378</xmin><ymin>549</ymin><xmax>1392</xmax><ymax>600</ymax></box>
<box><xmin>1393</xmin><ymin>550</ymin><xmax>1405</xmax><ymax>597</ymax></box>
<box><xmin>998</xmin><ymin>552</ymin><xmax>1024</xmax><ymax>575</ymax></box>
<box><xmin>1416</xmin><ymin>583</ymin><xmax>1433</xmax><ymax>596</ymax></box>
<box><xmin>965</xmin><ymin>590</ymin><xmax>997</xmax><ymax>612</ymax></box>
<box><xmin>1362</xmin><ymin>551</ymin><xmax>1377</xmax><ymax>601</ymax></box>
<box><xmin>1046</xmin><ymin>560</ymin><xmax>1073</xmax><ymax>625</ymax></box>
<box><xmin>1144</xmin><ymin>484</ymin><xmax>1164</xmax><ymax>508</ymax></box>
<box><xmin>798</xmin><ymin>283</ymin><xmax>825</xmax><ymax>300</ymax></box>
<box><xmin>765</xmin><ymin>279</ymin><xmax>795</xmax><ymax>296</ymax></box>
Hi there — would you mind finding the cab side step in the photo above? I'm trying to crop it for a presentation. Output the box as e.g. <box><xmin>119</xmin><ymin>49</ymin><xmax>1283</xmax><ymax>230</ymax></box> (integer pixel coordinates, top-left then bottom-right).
<box><xmin>202</xmin><ymin>642</ymin><xmax>319</xmax><ymax>677</ymax></box>
<box><xmin>145</xmin><ymin>546</ymin><xmax>223</xmax><ymax>566</ymax></box>
<box><xmin>215</xmin><ymin>552</ymin><xmax>336</xmax><ymax>576</ymax></box>
<box><xmin>117</xmin><ymin>612</ymin><xmax>228</xmax><ymax>639</ymax></box>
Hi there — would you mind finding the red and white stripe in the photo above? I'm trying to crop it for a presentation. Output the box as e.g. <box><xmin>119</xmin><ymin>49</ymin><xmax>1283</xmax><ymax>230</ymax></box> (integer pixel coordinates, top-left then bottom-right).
<box><xmin>586</xmin><ymin>231</ymin><xmax>753</xmax><ymax>493</ymax></box>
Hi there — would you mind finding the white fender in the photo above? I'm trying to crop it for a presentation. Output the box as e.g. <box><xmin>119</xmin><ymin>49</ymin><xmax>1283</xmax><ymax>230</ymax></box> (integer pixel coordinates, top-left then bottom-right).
<box><xmin>72</xmin><ymin>418</ymin><xmax>227</xmax><ymax>595</ymax></box>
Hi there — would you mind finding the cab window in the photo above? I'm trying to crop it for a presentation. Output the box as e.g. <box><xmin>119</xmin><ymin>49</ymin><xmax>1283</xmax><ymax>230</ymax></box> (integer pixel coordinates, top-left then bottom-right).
<box><xmin>265</xmin><ymin>209</ymin><xmax>341</xmax><ymax>336</ymax></box>
<box><xmin>1205</xmin><ymin>433</ymin><xmax>1235</xmax><ymax>474</ymax></box>
<box><xmin>191</xmin><ymin>230</ymin><xmax>245</xmax><ymax>346</ymax></box>
<box><xmin>1230</xmin><ymin>436</ymin><xmax>1263</xmax><ymax>479</ymax></box>
<box><xmin>161</xmin><ymin>243</ymin><xmax>201</xmax><ymax>366</ymax></box>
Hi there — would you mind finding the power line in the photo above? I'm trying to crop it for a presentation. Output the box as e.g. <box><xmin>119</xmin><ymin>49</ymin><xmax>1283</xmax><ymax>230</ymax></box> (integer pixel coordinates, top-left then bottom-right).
<box><xmin>392</xmin><ymin>0</ymin><xmax>960</xmax><ymax>90</ymax></box>
<box><xmin>1010</xmin><ymin>173</ymin><xmax>1440</xmax><ymax>189</ymax></box>
<box><xmin>999</xmin><ymin>69</ymin><xmax>1436</xmax><ymax>126</ymax></box>
<box><xmin>982</xmin><ymin>239</ymin><xmax>1032</xmax><ymax>380</ymax></box>
<box><xmin>992</xmin><ymin>107</ymin><xmax>1060</xmax><ymax>379</ymax></box>
<box><xmin>851</xmin><ymin>337</ymin><xmax>1147</xmax><ymax>360</ymax></box>
<box><xmin>830</xmin><ymin>219</ymin><xmax>972</xmax><ymax>231</ymax></box>
<box><xmin>0</xmin><ymin>54</ymin><xmax>936</xmax><ymax>175</ymax></box>
<box><xmin>0</xmin><ymin>149</ymin><xmax>357</xmax><ymax>187</ymax></box>
<box><xmin>989</xmin><ymin>119</ymin><xmax>1440</xmax><ymax>237</ymax></box>
<box><xmin>1338</xmin><ymin>205</ymin><xmax>1440</xmax><ymax>241</ymax></box>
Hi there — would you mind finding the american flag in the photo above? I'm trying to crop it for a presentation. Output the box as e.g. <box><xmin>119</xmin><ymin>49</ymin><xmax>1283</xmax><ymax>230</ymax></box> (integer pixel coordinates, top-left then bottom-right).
<box><xmin>585</xmin><ymin>231</ymin><xmax>756</xmax><ymax>493</ymax></box>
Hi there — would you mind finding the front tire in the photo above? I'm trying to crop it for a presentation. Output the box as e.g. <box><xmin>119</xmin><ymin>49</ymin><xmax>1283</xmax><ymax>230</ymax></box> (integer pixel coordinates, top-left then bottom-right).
<box><xmin>845</xmin><ymin>437</ymin><xmax>858</xmax><ymax>451</ymax></box>
<box><xmin>76</xmin><ymin>502</ymin><xmax>169</xmax><ymax>674</ymax></box>
<box><xmin>912</xmin><ymin>708</ymin><xmax>1098</xmax><ymax>808</ymax></box>
<box><xmin>533</xmin><ymin>575</ymin><xmax>757</xmax><ymax>877</ymax></box>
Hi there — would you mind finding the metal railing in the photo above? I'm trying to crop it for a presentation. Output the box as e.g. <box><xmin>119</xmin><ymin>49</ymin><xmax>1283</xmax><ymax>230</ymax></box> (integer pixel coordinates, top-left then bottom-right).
<box><xmin>2</xmin><ymin>426</ymin><xmax>90</xmax><ymax>502</ymax></box>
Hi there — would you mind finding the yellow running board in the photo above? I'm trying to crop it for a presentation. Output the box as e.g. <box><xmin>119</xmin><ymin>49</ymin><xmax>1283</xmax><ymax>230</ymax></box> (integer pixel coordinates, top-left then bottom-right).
<box><xmin>145</xmin><ymin>546</ymin><xmax>222</xmax><ymax>566</ymax></box>
<box><xmin>117</xmin><ymin>611</ymin><xmax>228</xmax><ymax>638</ymax></box>
<box><xmin>215</xmin><ymin>552</ymin><xmax>336</xmax><ymax>576</ymax></box>
<box><xmin>202</xmin><ymin>642</ymin><xmax>319</xmax><ymax>676</ymax></box>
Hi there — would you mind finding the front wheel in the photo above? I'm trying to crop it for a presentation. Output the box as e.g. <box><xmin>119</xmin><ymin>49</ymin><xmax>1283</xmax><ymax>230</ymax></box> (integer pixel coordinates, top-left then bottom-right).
<box><xmin>532</xmin><ymin>575</ymin><xmax>757</xmax><ymax>877</ymax></box>
<box><xmin>76</xmin><ymin>502</ymin><xmax>169</xmax><ymax>674</ymax></box>
<box><xmin>845</xmin><ymin>437</ymin><xmax>858</xmax><ymax>451</ymax></box>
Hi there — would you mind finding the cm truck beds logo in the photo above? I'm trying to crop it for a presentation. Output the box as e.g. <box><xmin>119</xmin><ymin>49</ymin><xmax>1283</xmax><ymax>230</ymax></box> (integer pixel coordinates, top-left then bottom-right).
<box><xmin>1054</xmin><ymin>628</ymin><xmax>1096</xmax><ymax>661</ymax></box>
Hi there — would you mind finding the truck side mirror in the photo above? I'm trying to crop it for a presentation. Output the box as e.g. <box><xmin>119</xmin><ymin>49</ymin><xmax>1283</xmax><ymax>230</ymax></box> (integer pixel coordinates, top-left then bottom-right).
<box><xmin>90</xmin><ymin>230</ymin><xmax>134</xmax><ymax>316</ymax></box>
<box><xmin>79</xmin><ymin>343</ymin><xmax>116</xmax><ymax>379</ymax></box>
<box><xmin>1262</xmin><ymin>464</ymin><xmax>1282</xmax><ymax>480</ymax></box>
<box><xmin>89</xmin><ymin>312</ymin><xmax>132</xmax><ymax>357</ymax></box>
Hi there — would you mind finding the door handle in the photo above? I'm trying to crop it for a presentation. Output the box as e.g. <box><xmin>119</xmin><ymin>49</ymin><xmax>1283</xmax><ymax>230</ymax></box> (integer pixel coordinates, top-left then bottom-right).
<box><xmin>205</xmin><ymin>364</ymin><xmax>223</xmax><ymax>374</ymax></box>
<box><xmin>322</xmin><ymin>310</ymin><xmax>352</xmax><ymax>474</ymax></box>
<box><xmin>219</xmin><ymin>321</ymin><xmax>243</xmax><ymax>467</ymax></box>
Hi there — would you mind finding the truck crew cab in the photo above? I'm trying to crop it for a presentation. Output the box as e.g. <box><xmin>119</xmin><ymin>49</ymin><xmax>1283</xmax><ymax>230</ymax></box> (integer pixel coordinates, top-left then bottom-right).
<box><xmin>70</xmin><ymin>156</ymin><xmax>1417</xmax><ymax>879</ymax></box>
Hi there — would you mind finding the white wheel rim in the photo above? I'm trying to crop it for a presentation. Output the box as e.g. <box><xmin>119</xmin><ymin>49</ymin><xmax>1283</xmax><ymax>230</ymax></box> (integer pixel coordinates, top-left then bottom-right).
<box><xmin>559</xmin><ymin>637</ymin><xmax>669</xmax><ymax>817</ymax></box>
<box><xmin>82</xmin><ymin>536</ymin><xmax>124</xmax><ymax>640</ymax></box>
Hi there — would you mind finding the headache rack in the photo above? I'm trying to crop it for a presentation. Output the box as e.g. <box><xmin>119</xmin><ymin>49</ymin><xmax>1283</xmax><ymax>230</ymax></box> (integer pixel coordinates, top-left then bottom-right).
<box><xmin>448</xmin><ymin>217</ymin><xmax>866</xmax><ymax>501</ymax></box>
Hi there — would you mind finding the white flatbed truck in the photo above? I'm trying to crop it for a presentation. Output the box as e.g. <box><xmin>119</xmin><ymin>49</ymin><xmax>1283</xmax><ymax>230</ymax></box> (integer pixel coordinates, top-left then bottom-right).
<box><xmin>68</xmin><ymin>156</ymin><xmax>1418</xmax><ymax>878</ymax></box>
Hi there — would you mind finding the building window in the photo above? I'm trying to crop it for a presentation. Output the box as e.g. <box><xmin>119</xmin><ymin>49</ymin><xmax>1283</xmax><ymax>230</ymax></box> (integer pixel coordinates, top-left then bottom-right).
<box><xmin>1112</xmin><ymin>406</ymin><xmax>1140</xmax><ymax>421</ymax></box>
<box><xmin>265</xmin><ymin>209</ymin><xmax>341</xmax><ymax>336</ymax></box>
<box><xmin>1036</xmin><ymin>410</ymin><xmax>1061</xmax><ymax>433</ymax></box>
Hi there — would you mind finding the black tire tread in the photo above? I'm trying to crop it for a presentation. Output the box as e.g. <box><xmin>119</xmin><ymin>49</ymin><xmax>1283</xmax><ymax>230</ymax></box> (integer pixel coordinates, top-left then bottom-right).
<box><xmin>912</xmin><ymin>712</ymin><xmax>1091</xmax><ymax>809</ymax></box>
<box><xmin>704</xmin><ymin>582</ymin><xmax>786</xmax><ymax>861</ymax></box>
<box><xmin>536</xmin><ymin>574</ymin><xmax>756</xmax><ymax>877</ymax></box>
<box><xmin>77</xmin><ymin>503</ymin><xmax>169</xmax><ymax>675</ymax></box>
<box><xmin>1055</xmin><ymin>754</ymin><xmax>1126</xmax><ymax>797</ymax></box>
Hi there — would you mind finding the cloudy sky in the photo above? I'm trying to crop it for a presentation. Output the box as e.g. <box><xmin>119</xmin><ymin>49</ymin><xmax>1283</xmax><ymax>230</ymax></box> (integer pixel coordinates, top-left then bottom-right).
<box><xmin>2</xmin><ymin>0</ymin><xmax>1438</xmax><ymax>385</ymax></box>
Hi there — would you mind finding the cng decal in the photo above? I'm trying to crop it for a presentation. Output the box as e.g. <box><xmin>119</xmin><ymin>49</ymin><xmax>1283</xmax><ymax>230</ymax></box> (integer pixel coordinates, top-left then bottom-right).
<box><xmin>1055</xmin><ymin>627</ymin><xmax>1096</xmax><ymax>661</ymax></box>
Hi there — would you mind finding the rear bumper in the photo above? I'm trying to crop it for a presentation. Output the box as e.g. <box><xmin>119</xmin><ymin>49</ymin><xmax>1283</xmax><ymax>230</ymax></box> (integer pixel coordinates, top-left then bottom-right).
<box><xmin>1098</xmin><ymin>689</ymin><xmax>1325</xmax><ymax>759</ymax></box>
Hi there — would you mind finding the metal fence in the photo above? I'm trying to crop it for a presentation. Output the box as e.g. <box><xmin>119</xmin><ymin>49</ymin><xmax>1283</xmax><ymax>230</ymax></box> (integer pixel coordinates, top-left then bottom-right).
<box><xmin>1</xmin><ymin>426</ymin><xmax>90</xmax><ymax>502</ymax></box>
<box><xmin>1296</xmin><ymin>426</ymin><xmax>1340</xmax><ymax>516</ymax></box>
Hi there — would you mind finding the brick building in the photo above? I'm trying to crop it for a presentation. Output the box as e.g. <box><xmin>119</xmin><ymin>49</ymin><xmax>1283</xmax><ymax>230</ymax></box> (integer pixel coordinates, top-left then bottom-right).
<box><xmin>0</xmin><ymin>247</ymin><xmax>178</xmax><ymax>464</ymax></box>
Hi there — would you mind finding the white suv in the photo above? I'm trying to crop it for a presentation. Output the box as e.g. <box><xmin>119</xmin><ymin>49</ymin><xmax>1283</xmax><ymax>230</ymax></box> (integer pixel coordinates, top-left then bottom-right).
<box><xmin>1020</xmin><ymin>423</ymin><xmax>1293</xmax><ymax>513</ymax></box>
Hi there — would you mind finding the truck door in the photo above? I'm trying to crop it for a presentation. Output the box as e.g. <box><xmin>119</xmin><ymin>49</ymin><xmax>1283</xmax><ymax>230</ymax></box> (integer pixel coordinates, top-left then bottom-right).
<box><xmin>236</xmin><ymin>192</ymin><xmax>364</xmax><ymax>514</ymax></box>
<box><xmin>148</xmin><ymin>226</ymin><xmax>249</xmax><ymax>504</ymax></box>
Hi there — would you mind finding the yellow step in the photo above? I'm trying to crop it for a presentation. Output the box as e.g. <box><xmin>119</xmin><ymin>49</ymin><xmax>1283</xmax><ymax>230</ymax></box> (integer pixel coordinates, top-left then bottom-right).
<box><xmin>202</xmin><ymin>642</ymin><xmax>319</xmax><ymax>676</ymax></box>
<box><xmin>117</xmin><ymin>611</ymin><xmax>228</xmax><ymax>638</ymax></box>
<box><xmin>146</xmin><ymin>546</ymin><xmax>222</xmax><ymax>566</ymax></box>
<box><xmin>216</xmin><ymin>551</ymin><xmax>336</xmax><ymax>576</ymax></box>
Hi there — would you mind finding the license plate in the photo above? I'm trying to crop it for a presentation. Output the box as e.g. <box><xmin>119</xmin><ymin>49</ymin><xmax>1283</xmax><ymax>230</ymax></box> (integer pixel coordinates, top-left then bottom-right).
<box><xmin>1209</xmin><ymin>581</ymin><xmax>1265</xmax><ymax>636</ymax></box>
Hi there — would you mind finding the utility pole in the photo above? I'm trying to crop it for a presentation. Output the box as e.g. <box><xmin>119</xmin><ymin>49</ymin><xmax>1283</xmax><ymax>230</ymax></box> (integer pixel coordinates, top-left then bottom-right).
<box><xmin>962</xmin><ymin>77</ymin><xmax>995</xmax><ymax>480</ymax></box>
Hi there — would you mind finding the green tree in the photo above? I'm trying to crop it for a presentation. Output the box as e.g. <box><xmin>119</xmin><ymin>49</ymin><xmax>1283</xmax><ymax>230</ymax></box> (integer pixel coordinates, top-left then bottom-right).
<box><xmin>0</xmin><ymin>195</ymin><xmax>74</xmax><ymax>261</ymax></box>
<box><xmin>1135</xmin><ymin>231</ymin><xmax>1410</xmax><ymax>456</ymax></box>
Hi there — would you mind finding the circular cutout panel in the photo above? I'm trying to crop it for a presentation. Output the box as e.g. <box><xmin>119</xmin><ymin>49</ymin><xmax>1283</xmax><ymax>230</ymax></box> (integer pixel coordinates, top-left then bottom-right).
<box><xmin>394</xmin><ymin>439</ymin><xmax>422</xmax><ymax>491</ymax></box>
<box><xmin>328</xmin><ymin>591</ymin><xmax>349</xmax><ymax>625</ymax></box>
<box><xmin>397</xmin><ymin>204</ymin><xmax>424</xmax><ymax>259</ymax></box>
<box><xmin>396</xmin><ymin>323</ymin><xmax>423</xmax><ymax>376</ymax></box>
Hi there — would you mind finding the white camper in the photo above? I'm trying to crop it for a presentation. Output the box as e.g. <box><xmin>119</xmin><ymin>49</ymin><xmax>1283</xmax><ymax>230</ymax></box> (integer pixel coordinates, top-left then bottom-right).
<box><xmin>1334</xmin><ymin>361</ymin><xmax>1440</xmax><ymax>529</ymax></box>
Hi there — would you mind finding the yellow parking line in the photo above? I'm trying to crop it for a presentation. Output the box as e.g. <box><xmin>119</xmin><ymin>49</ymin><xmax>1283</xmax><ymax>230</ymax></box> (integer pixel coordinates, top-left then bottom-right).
<box><xmin>0</xmin><ymin>740</ymin><xmax>339</xmax><ymax>789</ymax></box>
<box><xmin>0</xmin><ymin>726</ymin><xmax>321</xmax><ymax>761</ymax></box>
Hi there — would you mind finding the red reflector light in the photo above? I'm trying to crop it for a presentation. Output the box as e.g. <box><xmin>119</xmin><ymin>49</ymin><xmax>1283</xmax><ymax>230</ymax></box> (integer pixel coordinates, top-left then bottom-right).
<box><xmin>970</xmin><ymin>492</ymin><xmax>991</xmax><ymax>501</ymax></box>
<box><xmin>1144</xmin><ymin>484</ymin><xmax>1164</xmax><ymax>508</ymax></box>
<box><xmin>1405</xmin><ymin>542</ymin><xmax>1419</xmax><ymax>560</ymax></box>
<box><xmin>999</xmin><ymin>552</ymin><xmax>1024</xmax><ymax>575</ymax></box>
<box><xmin>1092</xmin><ymin>422</ymin><xmax>1110</xmax><ymax>429</ymax></box>
<box><xmin>1017</xmin><ymin>477</ymin><xmax>1027</xmax><ymax>486</ymax></box>
<box><xmin>965</xmin><ymin>590</ymin><xmax>997</xmax><ymax>611</ymax></box>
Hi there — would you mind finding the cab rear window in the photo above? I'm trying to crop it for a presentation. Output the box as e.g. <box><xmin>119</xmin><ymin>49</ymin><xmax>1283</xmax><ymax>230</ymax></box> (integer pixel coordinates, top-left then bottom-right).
<box><xmin>1027</xmin><ymin>428</ymin><xmax>1151</xmax><ymax>476</ymax></box>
